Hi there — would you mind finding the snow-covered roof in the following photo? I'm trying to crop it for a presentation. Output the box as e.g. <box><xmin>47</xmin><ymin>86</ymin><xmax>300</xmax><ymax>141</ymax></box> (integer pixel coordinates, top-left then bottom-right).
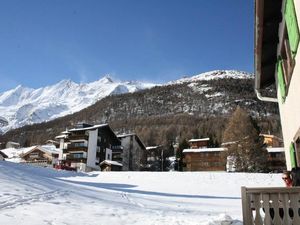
<box><xmin>146</xmin><ymin>146</ymin><xmax>161</xmax><ymax>150</ymax></box>
<box><xmin>1</xmin><ymin>146</ymin><xmax>36</xmax><ymax>158</ymax></box>
<box><xmin>117</xmin><ymin>133</ymin><xmax>136</xmax><ymax>138</ymax></box>
<box><xmin>266</xmin><ymin>147</ymin><xmax>285</xmax><ymax>153</ymax></box>
<box><xmin>69</xmin><ymin>124</ymin><xmax>108</xmax><ymax>132</ymax></box>
<box><xmin>55</xmin><ymin>134</ymin><xmax>67</xmax><ymax>139</ymax></box>
<box><xmin>100</xmin><ymin>160</ymin><xmax>123</xmax><ymax>167</ymax></box>
<box><xmin>183</xmin><ymin>148</ymin><xmax>227</xmax><ymax>153</ymax></box>
<box><xmin>188</xmin><ymin>138</ymin><xmax>210</xmax><ymax>142</ymax></box>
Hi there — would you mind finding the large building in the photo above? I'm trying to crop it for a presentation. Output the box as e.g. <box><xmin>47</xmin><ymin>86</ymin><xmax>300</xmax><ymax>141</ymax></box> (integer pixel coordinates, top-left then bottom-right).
<box><xmin>117</xmin><ymin>133</ymin><xmax>147</xmax><ymax>171</ymax></box>
<box><xmin>56</xmin><ymin>123</ymin><xmax>123</xmax><ymax>172</ymax></box>
<box><xmin>255</xmin><ymin>0</ymin><xmax>300</xmax><ymax>170</ymax></box>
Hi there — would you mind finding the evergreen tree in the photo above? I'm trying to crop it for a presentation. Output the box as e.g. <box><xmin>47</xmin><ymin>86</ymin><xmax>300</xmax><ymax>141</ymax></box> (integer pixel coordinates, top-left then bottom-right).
<box><xmin>222</xmin><ymin>107</ymin><xmax>268</xmax><ymax>172</ymax></box>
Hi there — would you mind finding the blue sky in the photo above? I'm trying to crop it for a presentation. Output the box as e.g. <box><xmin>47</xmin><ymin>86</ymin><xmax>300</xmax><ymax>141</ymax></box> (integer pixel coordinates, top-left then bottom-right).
<box><xmin>0</xmin><ymin>0</ymin><xmax>254</xmax><ymax>92</ymax></box>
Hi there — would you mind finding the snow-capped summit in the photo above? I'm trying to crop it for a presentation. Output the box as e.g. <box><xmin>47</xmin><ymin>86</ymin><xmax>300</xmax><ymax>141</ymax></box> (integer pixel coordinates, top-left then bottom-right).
<box><xmin>169</xmin><ymin>70</ymin><xmax>253</xmax><ymax>85</ymax></box>
<box><xmin>0</xmin><ymin>76</ymin><xmax>157</xmax><ymax>133</ymax></box>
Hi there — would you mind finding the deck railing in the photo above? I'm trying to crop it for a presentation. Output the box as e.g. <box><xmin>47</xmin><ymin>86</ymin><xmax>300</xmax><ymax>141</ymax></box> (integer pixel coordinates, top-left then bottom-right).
<box><xmin>241</xmin><ymin>186</ymin><xmax>300</xmax><ymax>225</ymax></box>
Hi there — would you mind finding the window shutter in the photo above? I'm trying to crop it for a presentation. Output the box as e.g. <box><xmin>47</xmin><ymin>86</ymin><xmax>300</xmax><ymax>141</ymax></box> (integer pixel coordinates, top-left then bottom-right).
<box><xmin>290</xmin><ymin>142</ymin><xmax>297</xmax><ymax>168</ymax></box>
<box><xmin>285</xmin><ymin>0</ymin><xmax>300</xmax><ymax>57</ymax></box>
<box><xmin>277</xmin><ymin>60</ymin><xmax>286</xmax><ymax>102</ymax></box>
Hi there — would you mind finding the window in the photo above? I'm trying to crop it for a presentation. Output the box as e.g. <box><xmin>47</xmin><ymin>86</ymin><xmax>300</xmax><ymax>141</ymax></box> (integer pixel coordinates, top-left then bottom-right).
<box><xmin>74</xmin><ymin>142</ymin><xmax>85</xmax><ymax>147</ymax></box>
<box><xmin>72</xmin><ymin>153</ymin><xmax>84</xmax><ymax>159</ymax></box>
<box><xmin>277</xmin><ymin>0</ymin><xmax>299</xmax><ymax>102</ymax></box>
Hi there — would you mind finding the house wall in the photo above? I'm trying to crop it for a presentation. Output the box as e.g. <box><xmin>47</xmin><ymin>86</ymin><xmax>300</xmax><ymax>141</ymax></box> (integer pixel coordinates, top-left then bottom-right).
<box><xmin>278</xmin><ymin>1</ymin><xmax>300</xmax><ymax>170</ymax></box>
<box><xmin>184</xmin><ymin>152</ymin><xmax>226</xmax><ymax>171</ymax></box>
<box><xmin>120</xmin><ymin>136</ymin><xmax>145</xmax><ymax>171</ymax></box>
<box><xmin>87</xmin><ymin>129</ymin><xmax>98</xmax><ymax>170</ymax></box>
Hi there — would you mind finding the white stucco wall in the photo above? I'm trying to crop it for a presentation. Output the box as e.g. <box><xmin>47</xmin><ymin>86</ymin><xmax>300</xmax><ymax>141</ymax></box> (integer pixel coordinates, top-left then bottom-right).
<box><xmin>277</xmin><ymin>0</ymin><xmax>300</xmax><ymax>170</ymax></box>
<box><xmin>87</xmin><ymin>129</ymin><xmax>98</xmax><ymax>169</ymax></box>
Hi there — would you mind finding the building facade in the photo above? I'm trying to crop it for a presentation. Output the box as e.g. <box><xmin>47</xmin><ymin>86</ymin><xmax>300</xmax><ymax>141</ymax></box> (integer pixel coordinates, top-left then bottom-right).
<box><xmin>117</xmin><ymin>133</ymin><xmax>147</xmax><ymax>171</ymax></box>
<box><xmin>255</xmin><ymin>0</ymin><xmax>300</xmax><ymax>170</ymax></box>
<box><xmin>183</xmin><ymin>148</ymin><xmax>227</xmax><ymax>171</ymax></box>
<box><xmin>56</xmin><ymin>123</ymin><xmax>122</xmax><ymax>172</ymax></box>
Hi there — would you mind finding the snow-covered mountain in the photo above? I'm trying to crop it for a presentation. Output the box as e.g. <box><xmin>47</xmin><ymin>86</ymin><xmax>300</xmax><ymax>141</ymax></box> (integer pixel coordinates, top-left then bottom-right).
<box><xmin>168</xmin><ymin>70</ymin><xmax>253</xmax><ymax>85</ymax></box>
<box><xmin>0</xmin><ymin>70</ymin><xmax>253</xmax><ymax>134</ymax></box>
<box><xmin>0</xmin><ymin>75</ymin><xmax>157</xmax><ymax>133</ymax></box>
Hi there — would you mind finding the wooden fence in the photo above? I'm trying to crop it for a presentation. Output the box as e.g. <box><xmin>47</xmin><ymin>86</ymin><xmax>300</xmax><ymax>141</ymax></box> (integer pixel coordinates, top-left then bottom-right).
<box><xmin>241</xmin><ymin>186</ymin><xmax>300</xmax><ymax>225</ymax></box>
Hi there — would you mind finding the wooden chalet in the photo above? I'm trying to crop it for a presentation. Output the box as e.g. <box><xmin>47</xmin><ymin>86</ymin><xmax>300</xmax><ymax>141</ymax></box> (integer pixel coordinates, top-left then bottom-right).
<box><xmin>188</xmin><ymin>138</ymin><xmax>209</xmax><ymax>149</ymax></box>
<box><xmin>241</xmin><ymin>0</ymin><xmax>300</xmax><ymax>224</ymax></box>
<box><xmin>20</xmin><ymin>145</ymin><xmax>59</xmax><ymax>167</ymax></box>
<box><xmin>100</xmin><ymin>160</ymin><xmax>123</xmax><ymax>171</ymax></box>
<box><xmin>183</xmin><ymin>148</ymin><xmax>227</xmax><ymax>171</ymax></box>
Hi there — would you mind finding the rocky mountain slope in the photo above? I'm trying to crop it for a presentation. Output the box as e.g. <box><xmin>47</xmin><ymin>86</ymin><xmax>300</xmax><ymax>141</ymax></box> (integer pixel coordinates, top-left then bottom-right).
<box><xmin>0</xmin><ymin>76</ymin><xmax>156</xmax><ymax>133</ymax></box>
<box><xmin>0</xmin><ymin>70</ymin><xmax>280</xmax><ymax>147</ymax></box>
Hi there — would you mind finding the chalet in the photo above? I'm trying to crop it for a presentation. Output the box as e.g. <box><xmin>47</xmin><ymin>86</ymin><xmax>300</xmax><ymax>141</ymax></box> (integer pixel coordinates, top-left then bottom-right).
<box><xmin>117</xmin><ymin>133</ymin><xmax>147</xmax><ymax>171</ymax></box>
<box><xmin>183</xmin><ymin>148</ymin><xmax>227</xmax><ymax>171</ymax></box>
<box><xmin>100</xmin><ymin>160</ymin><xmax>123</xmax><ymax>171</ymax></box>
<box><xmin>20</xmin><ymin>145</ymin><xmax>59</xmax><ymax>167</ymax></box>
<box><xmin>188</xmin><ymin>138</ymin><xmax>209</xmax><ymax>149</ymax></box>
<box><xmin>6</xmin><ymin>141</ymin><xmax>20</xmax><ymax>149</ymax></box>
<box><xmin>55</xmin><ymin>123</ymin><xmax>123</xmax><ymax>172</ymax></box>
<box><xmin>255</xmin><ymin>0</ymin><xmax>300</xmax><ymax>170</ymax></box>
<box><xmin>260</xmin><ymin>134</ymin><xmax>284</xmax><ymax>147</ymax></box>
<box><xmin>241</xmin><ymin>1</ymin><xmax>300</xmax><ymax>223</ymax></box>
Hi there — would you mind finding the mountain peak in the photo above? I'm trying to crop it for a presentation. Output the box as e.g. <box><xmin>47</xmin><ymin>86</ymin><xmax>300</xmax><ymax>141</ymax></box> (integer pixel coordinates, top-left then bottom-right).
<box><xmin>99</xmin><ymin>75</ymin><xmax>115</xmax><ymax>84</ymax></box>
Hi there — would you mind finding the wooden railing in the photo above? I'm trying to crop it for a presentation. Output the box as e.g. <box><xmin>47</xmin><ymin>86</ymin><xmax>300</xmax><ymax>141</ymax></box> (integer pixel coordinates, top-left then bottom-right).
<box><xmin>241</xmin><ymin>186</ymin><xmax>300</xmax><ymax>225</ymax></box>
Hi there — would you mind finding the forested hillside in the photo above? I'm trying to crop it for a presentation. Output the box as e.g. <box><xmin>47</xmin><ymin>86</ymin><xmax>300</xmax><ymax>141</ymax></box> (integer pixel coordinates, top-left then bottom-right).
<box><xmin>0</xmin><ymin>76</ymin><xmax>281</xmax><ymax>148</ymax></box>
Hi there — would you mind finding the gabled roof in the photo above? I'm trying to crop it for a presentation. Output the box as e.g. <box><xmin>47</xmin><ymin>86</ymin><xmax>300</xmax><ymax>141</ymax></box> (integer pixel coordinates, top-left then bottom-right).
<box><xmin>69</xmin><ymin>124</ymin><xmax>108</xmax><ymax>132</ymax></box>
<box><xmin>21</xmin><ymin>145</ymin><xmax>60</xmax><ymax>158</ymax></box>
<box><xmin>117</xmin><ymin>133</ymin><xmax>146</xmax><ymax>150</ymax></box>
<box><xmin>100</xmin><ymin>160</ymin><xmax>123</xmax><ymax>167</ymax></box>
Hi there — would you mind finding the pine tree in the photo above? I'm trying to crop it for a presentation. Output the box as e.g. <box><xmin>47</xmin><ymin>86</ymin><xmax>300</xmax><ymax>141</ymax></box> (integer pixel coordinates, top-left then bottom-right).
<box><xmin>222</xmin><ymin>107</ymin><xmax>268</xmax><ymax>172</ymax></box>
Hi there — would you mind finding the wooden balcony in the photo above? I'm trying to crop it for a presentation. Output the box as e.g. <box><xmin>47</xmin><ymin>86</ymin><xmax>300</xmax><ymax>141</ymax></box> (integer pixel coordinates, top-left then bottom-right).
<box><xmin>68</xmin><ymin>134</ymin><xmax>88</xmax><ymax>141</ymax></box>
<box><xmin>242</xmin><ymin>186</ymin><xmax>300</xmax><ymax>225</ymax></box>
<box><xmin>63</xmin><ymin>146</ymin><xmax>88</xmax><ymax>153</ymax></box>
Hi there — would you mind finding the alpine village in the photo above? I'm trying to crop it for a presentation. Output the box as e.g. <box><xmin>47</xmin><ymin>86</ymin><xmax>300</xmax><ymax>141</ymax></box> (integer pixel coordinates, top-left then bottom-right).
<box><xmin>1</xmin><ymin>0</ymin><xmax>300</xmax><ymax>224</ymax></box>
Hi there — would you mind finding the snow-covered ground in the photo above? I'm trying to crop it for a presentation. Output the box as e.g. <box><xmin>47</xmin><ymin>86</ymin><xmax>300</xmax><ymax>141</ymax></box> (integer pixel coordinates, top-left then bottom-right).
<box><xmin>0</xmin><ymin>161</ymin><xmax>283</xmax><ymax>225</ymax></box>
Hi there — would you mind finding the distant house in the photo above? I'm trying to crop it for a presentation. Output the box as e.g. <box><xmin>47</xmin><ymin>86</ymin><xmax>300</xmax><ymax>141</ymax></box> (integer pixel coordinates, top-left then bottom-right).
<box><xmin>183</xmin><ymin>148</ymin><xmax>227</xmax><ymax>171</ymax></box>
<box><xmin>100</xmin><ymin>160</ymin><xmax>123</xmax><ymax>171</ymax></box>
<box><xmin>6</xmin><ymin>141</ymin><xmax>20</xmax><ymax>149</ymax></box>
<box><xmin>20</xmin><ymin>145</ymin><xmax>59</xmax><ymax>167</ymax></box>
<box><xmin>117</xmin><ymin>133</ymin><xmax>147</xmax><ymax>171</ymax></box>
<box><xmin>267</xmin><ymin>147</ymin><xmax>286</xmax><ymax>172</ymax></box>
<box><xmin>45</xmin><ymin>140</ymin><xmax>60</xmax><ymax>148</ymax></box>
<box><xmin>55</xmin><ymin>123</ymin><xmax>123</xmax><ymax>172</ymax></box>
<box><xmin>260</xmin><ymin>134</ymin><xmax>283</xmax><ymax>147</ymax></box>
<box><xmin>188</xmin><ymin>138</ymin><xmax>209</xmax><ymax>149</ymax></box>
<box><xmin>145</xmin><ymin>146</ymin><xmax>163</xmax><ymax>171</ymax></box>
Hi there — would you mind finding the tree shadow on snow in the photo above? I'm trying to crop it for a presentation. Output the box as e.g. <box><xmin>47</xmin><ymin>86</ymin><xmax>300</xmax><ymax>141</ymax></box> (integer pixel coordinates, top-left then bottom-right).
<box><xmin>62</xmin><ymin>180</ymin><xmax>240</xmax><ymax>200</ymax></box>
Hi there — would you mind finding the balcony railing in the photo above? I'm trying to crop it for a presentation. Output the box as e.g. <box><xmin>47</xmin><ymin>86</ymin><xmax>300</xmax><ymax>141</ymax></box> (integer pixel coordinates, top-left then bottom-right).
<box><xmin>241</xmin><ymin>186</ymin><xmax>300</xmax><ymax>225</ymax></box>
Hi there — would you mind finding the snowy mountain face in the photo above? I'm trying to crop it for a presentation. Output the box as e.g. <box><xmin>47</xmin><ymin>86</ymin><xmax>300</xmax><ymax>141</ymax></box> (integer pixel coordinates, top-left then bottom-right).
<box><xmin>0</xmin><ymin>70</ymin><xmax>252</xmax><ymax>134</ymax></box>
<box><xmin>0</xmin><ymin>76</ymin><xmax>157</xmax><ymax>133</ymax></box>
<box><xmin>168</xmin><ymin>70</ymin><xmax>253</xmax><ymax>85</ymax></box>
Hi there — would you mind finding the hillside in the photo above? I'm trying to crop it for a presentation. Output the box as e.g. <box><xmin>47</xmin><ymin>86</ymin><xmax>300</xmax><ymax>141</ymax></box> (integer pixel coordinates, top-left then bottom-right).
<box><xmin>0</xmin><ymin>70</ymin><xmax>281</xmax><ymax>148</ymax></box>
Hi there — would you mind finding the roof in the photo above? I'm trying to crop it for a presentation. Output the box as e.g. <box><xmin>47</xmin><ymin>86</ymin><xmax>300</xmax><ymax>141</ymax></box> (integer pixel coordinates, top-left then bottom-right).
<box><xmin>266</xmin><ymin>147</ymin><xmax>285</xmax><ymax>153</ymax></box>
<box><xmin>146</xmin><ymin>146</ymin><xmax>162</xmax><ymax>150</ymax></box>
<box><xmin>188</xmin><ymin>138</ymin><xmax>210</xmax><ymax>142</ymax></box>
<box><xmin>55</xmin><ymin>134</ymin><xmax>67</xmax><ymax>139</ymax></box>
<box><xmin>117</xmin><ymin>133</ymin><xmax>136</xmax><ymax>138</ymax></box>
<box><xmin>118</xmin><ymin>133</ymin><xmax>146</xmax><ymax>150</ymax></box>
<box><xmin>100</xmin><ymin>160</ymin><xmax>123</xmax><ymax>167</ymax></box>
<box><xmin>69</xmin><ymin>124</ymin><xmax>108</xmax><ymax>132</ymax></box>
<box><xmin>255</xmin><ymin>0</ymin><xmax>283</xmax><ymax>89</ymax></box>
<box><xmin>260</xmin><ymin>134</ymin><xmax>283</xmax><ymax>140</ymax></box>
<box><xmin>0</xmin><ymin>146</ymin><xmax>36</xmax><ymax>158</ymax></box>
<box><xmin>183</xmin><ymin>148</ymin><xmax>227</xmax><ymax>153</ymax></box>
<box><xmin>21</xmin><ymin>145</ymin><xmax>60</xmax><ymax>157</ymax></box>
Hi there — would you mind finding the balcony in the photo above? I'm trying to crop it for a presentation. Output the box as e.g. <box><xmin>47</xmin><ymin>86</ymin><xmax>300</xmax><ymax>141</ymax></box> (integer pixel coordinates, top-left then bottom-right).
<box><xmin>241</xmin><ymin>186</ymin><xmax>300</xmax><ymax>225</ymax></box>
<box><xmin>68</xmin><ymin>134</ymin><xmax>88</xmax><ymax>141</ymax></box>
